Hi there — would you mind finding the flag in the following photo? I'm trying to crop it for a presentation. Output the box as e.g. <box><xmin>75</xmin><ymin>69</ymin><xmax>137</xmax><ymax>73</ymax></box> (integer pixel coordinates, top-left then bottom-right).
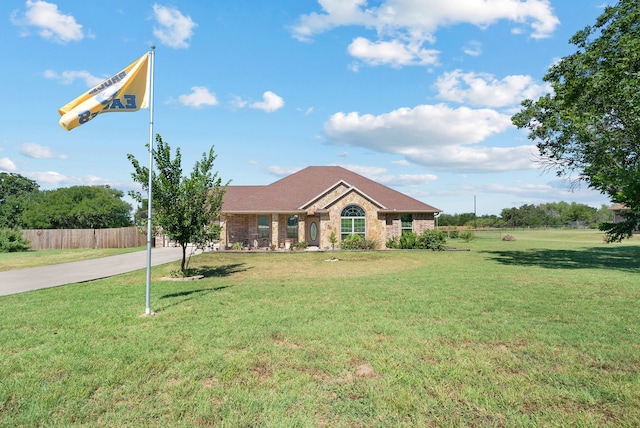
<box><xmin>58</xmin><ymin>53</ymin><xmax>150</xmax><ymax>131</ymax></box>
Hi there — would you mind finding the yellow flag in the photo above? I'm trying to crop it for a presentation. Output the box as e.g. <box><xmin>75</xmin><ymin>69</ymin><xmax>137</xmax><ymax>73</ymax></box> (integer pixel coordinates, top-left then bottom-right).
<box><xmin>58</xmin><ymin>53</ymin><xmax>150</xmax><ymax>131</ymax></box>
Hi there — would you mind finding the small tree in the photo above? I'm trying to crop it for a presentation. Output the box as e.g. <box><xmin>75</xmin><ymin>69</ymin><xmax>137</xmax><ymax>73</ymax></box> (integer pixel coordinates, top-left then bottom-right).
<box><xmin>128</xmin><ymin>134</ymin><xmax>227</xmax><ymax>273</ymax></box>
<box><xmin>0</xmin><ymin>228</ymin><xmax>30</xmax><ymax>252</ymax></box>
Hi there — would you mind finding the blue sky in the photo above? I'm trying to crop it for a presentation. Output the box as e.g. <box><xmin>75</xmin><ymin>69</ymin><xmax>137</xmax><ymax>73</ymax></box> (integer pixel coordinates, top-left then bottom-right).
<box><xmin>0</xmin><ymin>0</ymin><xmax>616</xmax><ymax>215</ymax></box>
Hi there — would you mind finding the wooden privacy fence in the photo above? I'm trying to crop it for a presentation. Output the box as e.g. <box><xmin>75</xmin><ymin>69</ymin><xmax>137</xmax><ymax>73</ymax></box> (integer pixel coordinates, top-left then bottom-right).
<box><xmin>21</xmin><ymin>227</ymin><xmax>147</xmax><ymax>250</ymax></box>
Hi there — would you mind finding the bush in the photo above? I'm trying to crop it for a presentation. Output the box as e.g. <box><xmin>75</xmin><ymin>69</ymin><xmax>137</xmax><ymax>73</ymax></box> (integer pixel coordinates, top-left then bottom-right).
<box><xmin>0</xmin><ymin>228</ymin><xmax>30</xmax><ymax>252</ymax></box>
<box><xmin>340</xmin><ymin>234</ymin><xmax>378</xmax><ymax>250</ymax></box>
<box><xmin>400</xmin><ymin>232</ymin><xmax>418</xmax><ymax>249</ymax></box>
<box><xmin>386</xmin><ymin>230</ymin><xmax>447</xmax><ymax>250</ymax></box>
<box><xmin>386</xmin><ymin>237</ymin><xmax>400</xmax><ymax>249</ymax></box>
<box><xmin>294</xmin><ymin>241</ymin><xmax>308</xmax><ymax>250</ymax></box>
<box><xmin>417</xmin><ymin>229</ymin><xmax>447</xmax><ymax>251</ymax></box>
<box><xmin>458</xmin><ymin>230</ymin><xmax>476</xmax><ymax>242</ymax></box>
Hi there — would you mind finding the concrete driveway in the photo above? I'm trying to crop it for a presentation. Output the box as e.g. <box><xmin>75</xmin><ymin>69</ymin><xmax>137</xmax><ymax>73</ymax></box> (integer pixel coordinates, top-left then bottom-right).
<box><xmin>0</xmin><ymin>246</ymin><xmax>187</xmax><ymax>296</ymax></box>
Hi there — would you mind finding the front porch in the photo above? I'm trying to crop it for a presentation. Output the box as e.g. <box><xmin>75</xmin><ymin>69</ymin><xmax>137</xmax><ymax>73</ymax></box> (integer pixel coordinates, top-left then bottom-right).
<box><xmin>221</xmin><ymin>213</ymin><xmax>311</xmax><ymax>250</ymax></box>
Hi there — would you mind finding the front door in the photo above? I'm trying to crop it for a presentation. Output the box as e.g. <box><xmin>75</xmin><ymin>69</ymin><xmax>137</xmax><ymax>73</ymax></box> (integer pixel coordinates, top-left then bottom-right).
<box><xmin>306</xmin><ymin>217</ymin><xmax>320</xmax><ymax>246</ymax></box>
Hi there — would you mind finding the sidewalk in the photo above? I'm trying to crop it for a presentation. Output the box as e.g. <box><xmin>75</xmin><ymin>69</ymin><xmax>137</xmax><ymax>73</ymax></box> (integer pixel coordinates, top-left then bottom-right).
<box><xmin>0</xmin><ymin>246</ymin><xmax>186</xmax><ymax>297</ymax></box>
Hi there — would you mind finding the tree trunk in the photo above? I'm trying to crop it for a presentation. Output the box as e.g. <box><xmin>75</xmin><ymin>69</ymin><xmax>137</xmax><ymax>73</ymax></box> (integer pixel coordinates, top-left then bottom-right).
<box><xmin>181</xmin><ymin>242</ymin><xmax>187</xmax><ymax>272</ymax></box>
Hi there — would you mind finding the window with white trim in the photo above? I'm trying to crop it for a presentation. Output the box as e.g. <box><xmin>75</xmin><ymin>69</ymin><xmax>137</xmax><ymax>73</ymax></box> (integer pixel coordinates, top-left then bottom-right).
<box><xmin>341</xmin><ymin>205</ymin><xmax>366</xmax><ymax>240</ymax></box>
<box><xmin>401</xmin><ymin>214</ymin><xmax>413</xmax><ymax>234</ymax></box>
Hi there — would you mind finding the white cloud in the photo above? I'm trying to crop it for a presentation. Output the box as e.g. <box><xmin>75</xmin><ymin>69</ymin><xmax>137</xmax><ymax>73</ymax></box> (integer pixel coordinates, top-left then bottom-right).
<box><xmin>295</xmin><ymin>0</ymin><xmax>559</xmax><ymax>40</ymax></box>
<box><xmin>11</xmin><ymin>0</ymin><xmax>84</xmax><ymax>44</ymax></box>
<box><xmin>336</xmin><ymin>164</ymin><xmax>388</xmax><ymax>176</ymax></box>
<box><xmin>266</xmin><ymin>166</ymin><xmax>303</xmax><ymax>177</ymax></box>
<box><xmin>376</xmin><ymin>173</ymin><xmax>438</xmax><ymax>186</ymax></box>
<box><xmin>403</xmin><ymin>144</ymin><xmax>538</xmax><ymax>172</ymax></box>
<box><xmin>297</xmin><ymin>107</ymin><xmax>315</xmax><ymax>115</ymax></box>
<box><xmin>480</xmin><ymin>182</ymin><xmax>554</xmax><ymax>196</ymax></box>
<box><xmin>20</xmin><ymin>143</ymin><xmax>67</xmax><ymax>159</ymax></box>
<box><xmin>462</xmin><ymin>40</ymin><xmax>482</xmax><ymax>57</ymax></box>
<box><xmin>348</xmin><ymin>37</ymin><xmax>439</xmax><ymax>68</ymax></box>
<box><xmin>291</xmin><ymin>0</ymin><xmax>374</xmax><ymax>42</ymax></box>
<box><xmin>152</xmin><ymin>4</ymin><xmax>197</xmax><ymax>49</ymax></box>
<box><xmin>0</xmin><ymin>158</ymin><xmax>17</xmax><ymax>172</ymax></box>
<box><xmin>267</xmin><ymin>163</ymin><xmax>438</xmax><ymax>187</ymax></box>
<box><xmin>25</xmin><ymin>171</ymin><xmax>73</xmax><ymax>186</ymax></box>
<box><xmin>178</xmin><ymin>86</ymin><xmax>218</xmax><ymax>108</ymax></box>
<box><xmin>43</xmin><ymin>69</ymin><xmax>103</xmax><ymax>87</ymax></box>
<box><xmin>325</xmin><ymin>104</ymin><xmax>511</xmax><ymax>151</ymax></box>
<box><xmin>250</xmin><ymin>91</ymin><xmax>285</xmax><ymax>112</ymax></box>
<box><xmin>23</xmin><ymin>171</ymin><xmax>124</xmax><ymax>189</ymax></box>
<box><xmin>339</xmin><ymin>164</ymin><xmax>439</xmax><ymax>186</ymax></box>
<box><xmin>292</xmin><ymin>0</ymin><xmax>559</xmax><ymax>68</ymax></box>
<box><xmin>434</xmin><ymin>70</ymin><xmax>551</xmax><ymax>108</ymax></box>
<box><xmin>324</xmin><ymin>103</ymin><xmax>539</xmax><ymax>172</ymax></box>
<box><xmin>230</xmin><ymin>95</ymin><xmax>249</xmax><ymax>110</ymax></box>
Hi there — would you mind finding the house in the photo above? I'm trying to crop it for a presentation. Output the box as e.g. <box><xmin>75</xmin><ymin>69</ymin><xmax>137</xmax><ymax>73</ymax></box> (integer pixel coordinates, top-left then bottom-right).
<box><xmin>610</xmin><ymin>203</ymin><xmax>639</xmax><ymax>231</ymax></box>
<box><xmin>219</xmin><ymin>166</ymin><xmax>441</xmax><ymax>250</ymax></box>
<box><xmin>611</xmin><ymin>203</ymin><xmax>629</xmax><ymax>224</ymax></box>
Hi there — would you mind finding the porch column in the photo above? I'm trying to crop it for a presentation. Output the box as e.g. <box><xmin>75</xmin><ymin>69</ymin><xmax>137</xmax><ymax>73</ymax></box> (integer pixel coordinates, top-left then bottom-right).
<box><xmin>298</xmin><ymin>215</ymin><xmax>306</xmax><ymax>243</ymax></box>
<box><xmin>271</xmin><ymin>214</ymin><xmax>279</xmax><ymax>248</ymax></box>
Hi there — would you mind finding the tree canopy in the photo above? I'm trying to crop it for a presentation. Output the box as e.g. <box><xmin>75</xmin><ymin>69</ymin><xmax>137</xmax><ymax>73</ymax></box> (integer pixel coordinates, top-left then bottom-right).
<box><xmin>128</xmin><ymin>134</ymin><xmax>227</xmax><ymax>273</ymax></box>
<box><xmin>22</xmin><ymin>186</ymin><xmax>133</xmax><ymax>229</ymax></box>
<box><xmin>0</xmin><ymin>173</ymin><xmax>40</xmax><ymax>229</ymax></box>
<box><xmin>0</xmin><ymin>172</ymin><xmax>39</xmax><ymax>202</ymax></box>
<box><xmin>512</xmin><ymin>0</ymin><xmax>640</xmax><ymax>241</ymax></box>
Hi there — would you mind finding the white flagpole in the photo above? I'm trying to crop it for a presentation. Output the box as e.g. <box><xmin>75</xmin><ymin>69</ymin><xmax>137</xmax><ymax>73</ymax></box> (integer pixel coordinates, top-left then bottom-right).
<box><xmin>145</xmin><ymin>47</ymin><xmax>156</xmax><ymax>315</ymax></box>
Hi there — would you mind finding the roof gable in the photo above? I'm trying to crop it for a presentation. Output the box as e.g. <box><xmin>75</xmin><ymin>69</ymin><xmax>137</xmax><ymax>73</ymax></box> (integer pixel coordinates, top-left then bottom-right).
<box><xmin>316</xmin><ymin>183</ymin><xmax>387</xmax><ymax>211</ymax></box>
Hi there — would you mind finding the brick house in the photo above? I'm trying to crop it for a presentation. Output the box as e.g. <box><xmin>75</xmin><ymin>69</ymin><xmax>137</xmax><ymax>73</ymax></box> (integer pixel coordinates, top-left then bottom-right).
<box><xmin>219</xmin><ymin>166</ymin><xmax>441</xmax><ymax>250</ymax></box>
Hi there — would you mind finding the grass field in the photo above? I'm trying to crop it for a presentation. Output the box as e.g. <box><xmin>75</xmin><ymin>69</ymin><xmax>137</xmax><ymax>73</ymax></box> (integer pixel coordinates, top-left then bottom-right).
<box><xmin>1</xmin><ymin>230</ymin><xmax>639</xmax><ymax>426</ymax></box>
<box><xmin>0</xmin><ymin>247</ymin><xmax>144</xmax><ymax>272</ymax></box>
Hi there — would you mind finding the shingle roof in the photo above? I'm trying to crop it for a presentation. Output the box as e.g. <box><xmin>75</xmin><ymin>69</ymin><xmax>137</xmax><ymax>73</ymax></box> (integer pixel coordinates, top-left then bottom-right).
<box><xmin>222</xmin><ymin>166</ymin><xmax>440</xmax><ymax>213</ymax></box>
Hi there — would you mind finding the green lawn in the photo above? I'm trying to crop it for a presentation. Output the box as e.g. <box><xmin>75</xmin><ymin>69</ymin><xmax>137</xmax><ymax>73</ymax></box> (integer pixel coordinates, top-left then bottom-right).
<box><xmin>1</xmin><ymin>230</ymin><xmax>639</xmax><ymax>426</ymax></box>
<box><xmin>0</xmin><ymin>247</ymin><xmax>145</xmax><ymax>272</ymax></box>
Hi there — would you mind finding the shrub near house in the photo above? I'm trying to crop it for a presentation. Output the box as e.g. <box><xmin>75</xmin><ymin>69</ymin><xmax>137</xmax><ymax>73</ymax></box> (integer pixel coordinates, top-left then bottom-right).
<box><xmin>386</xmin><ymin>230</ymin><xmax>447</xmax><ymax>250</ymax></box>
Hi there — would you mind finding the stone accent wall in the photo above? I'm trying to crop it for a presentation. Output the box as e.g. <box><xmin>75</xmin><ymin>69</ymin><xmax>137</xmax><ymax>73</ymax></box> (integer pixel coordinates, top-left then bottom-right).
<box><xmin>311</xmin><ymin>190</ymin><xmax>387</xmax><ymax>249</ymax></box>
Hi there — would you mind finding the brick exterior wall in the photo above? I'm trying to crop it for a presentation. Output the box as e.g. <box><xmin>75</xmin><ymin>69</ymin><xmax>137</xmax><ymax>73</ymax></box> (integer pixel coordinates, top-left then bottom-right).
<box><xmin>384</xmin><ymin>213</ymin><xmax>436</xmax><ymax>242</ymax></box>
<box><xmin>220</xmin><ymin>199</ymin><xmax>436</xmax><ymax>250</ymax></box>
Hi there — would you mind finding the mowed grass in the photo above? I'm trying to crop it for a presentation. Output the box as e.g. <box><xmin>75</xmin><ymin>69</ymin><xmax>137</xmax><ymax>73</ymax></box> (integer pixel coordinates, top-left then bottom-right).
<box><xmin>0</xmin><ymin>247</ymin><xmax>144</xmax><ymax>272</ymax></box>
<box><xmin>1</xmin><ymin>230</ymin><xmax>639</xmax><ymax>427</ymax></box>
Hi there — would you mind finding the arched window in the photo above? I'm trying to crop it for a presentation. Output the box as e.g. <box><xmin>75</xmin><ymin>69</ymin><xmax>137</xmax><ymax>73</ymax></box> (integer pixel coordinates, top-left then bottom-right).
<box><xmin>341</xmin><ymin>205</ymin><xmax>366</xmax><ymax>240</ymax></box>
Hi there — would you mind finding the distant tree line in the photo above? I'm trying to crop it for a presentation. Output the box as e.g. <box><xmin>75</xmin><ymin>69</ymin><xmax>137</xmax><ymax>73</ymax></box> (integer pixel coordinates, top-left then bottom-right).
<box><xmin>0</xmin><ymin>172</ymin><xmax>132</xmax><ymax>230</ymax></box>
<box><xmin>438</xmin><ymin>202</ymin><xmax>613</xmax><ymax>229</ymax></box>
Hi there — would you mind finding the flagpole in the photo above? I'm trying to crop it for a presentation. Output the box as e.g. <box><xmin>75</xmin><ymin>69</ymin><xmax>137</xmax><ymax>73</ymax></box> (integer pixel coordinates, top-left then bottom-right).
<box><xmin>145</xmin><ymin>46</ymin><xmax>156</xmax><ymax>315</ymax></box>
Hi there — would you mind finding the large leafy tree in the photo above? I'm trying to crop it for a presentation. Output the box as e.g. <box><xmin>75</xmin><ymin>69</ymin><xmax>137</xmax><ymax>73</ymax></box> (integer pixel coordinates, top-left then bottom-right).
<box><xmin>512</xmin><ymin>0</ymin><xmax>640</xmax><ymax>241</ymax></box>
<box><xmin>22</xmin><ymin>186</ymin><xmax>133</xmax><ymax>229</ymax></box>
<box><xmin>128</xmin><ymin>134</ymin><xmax>227</xmax><ymax>273</ymax></box>
<box><xmin>0</xmin><ymin>173</ymin><xmax>40</xmax><ymax>228</ymax></box>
